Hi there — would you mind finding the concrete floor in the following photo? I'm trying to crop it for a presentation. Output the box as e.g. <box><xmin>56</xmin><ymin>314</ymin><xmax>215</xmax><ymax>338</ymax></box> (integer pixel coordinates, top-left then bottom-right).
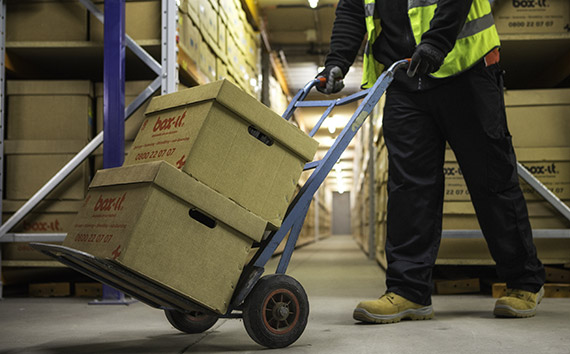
<box><xmin>1</xmin><ymin>235</ymin><xmax>569</xmax><ymax>354</ymax></box>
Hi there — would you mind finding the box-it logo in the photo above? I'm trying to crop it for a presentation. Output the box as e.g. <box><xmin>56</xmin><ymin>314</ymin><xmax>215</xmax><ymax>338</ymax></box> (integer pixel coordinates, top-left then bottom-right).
<box><xmin>94</xmin><ymin>193</ymin><xmax>127</xmax><ymax>212</ymax></box>
<box><xmin>522</xmin><ymin>163</ymin><xmax>558</xmax><ymax>175</ymax></box>
<box><xmin>512</xmin><ymin>0</ymin><xmax>549</xmax><ymax>8</ymax></box>
<box><xmin>153</xmin><ymin>111</ymin><xmax>187</xmax><ymax>132</ymax></box>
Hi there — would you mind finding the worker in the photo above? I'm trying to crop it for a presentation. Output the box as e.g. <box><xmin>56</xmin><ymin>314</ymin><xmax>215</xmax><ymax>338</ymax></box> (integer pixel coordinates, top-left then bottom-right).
<box><xmin>317</xmin><ymin>0</ymin><xmax>546</xmax><ymax>323</ymax></box>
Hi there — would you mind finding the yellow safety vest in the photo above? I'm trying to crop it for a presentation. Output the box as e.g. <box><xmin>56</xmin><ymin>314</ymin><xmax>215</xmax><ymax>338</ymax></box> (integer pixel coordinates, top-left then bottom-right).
<box><xmin>361</xmin><ymin>0</ymin><xmax>501</xmax><ymax>88</ymax></box>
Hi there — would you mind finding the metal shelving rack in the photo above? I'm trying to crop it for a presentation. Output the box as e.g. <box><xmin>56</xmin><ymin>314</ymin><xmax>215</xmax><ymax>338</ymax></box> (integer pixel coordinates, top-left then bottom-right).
<box><xmin>0</xmin><ymin>0</ymin><xmax>179</xmax><ymax>298</ymax></box>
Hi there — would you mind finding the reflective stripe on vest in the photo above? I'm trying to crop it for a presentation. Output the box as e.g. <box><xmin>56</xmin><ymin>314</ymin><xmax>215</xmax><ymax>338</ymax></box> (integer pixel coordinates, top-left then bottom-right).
<box><xmin>361</xmin><ymin>0</ymin><xmax>501</xmax><ymax>87</ymax></box>
<box><xmin>361</xmin><ymin>0</ymin><xmax>384</xmax><ymax>88</ymax></box>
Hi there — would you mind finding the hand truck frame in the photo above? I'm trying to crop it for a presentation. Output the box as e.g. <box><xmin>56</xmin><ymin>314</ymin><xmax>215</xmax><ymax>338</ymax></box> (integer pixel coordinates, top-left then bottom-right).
<box><xmin>31</xmin><ymin>59</ymin><xmax>410</xmax><ymax>349</ymax></box>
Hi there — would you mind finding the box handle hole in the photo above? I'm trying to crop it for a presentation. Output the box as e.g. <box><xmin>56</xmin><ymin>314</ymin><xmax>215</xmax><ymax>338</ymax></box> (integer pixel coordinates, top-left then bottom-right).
<box><xmin>248</xmin><ymin>126</ymin><xmax>274</xmax><ymax>146</ymax></box>
<box><xmin>189</xmin><ymin>209</ymin><xmax>217</xmax><ymax>229</ymax></box>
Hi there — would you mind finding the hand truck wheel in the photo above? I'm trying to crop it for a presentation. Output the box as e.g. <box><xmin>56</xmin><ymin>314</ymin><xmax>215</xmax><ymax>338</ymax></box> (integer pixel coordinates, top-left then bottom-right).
<box><xmin>242</xmin><ymin>274</ymin><xmax>309</xmax><ymax>349</ymax></box>
<box><xmin>164</xmin><ymin>309</ymin><xmax>218</xmax><ymax>334</ymax></box>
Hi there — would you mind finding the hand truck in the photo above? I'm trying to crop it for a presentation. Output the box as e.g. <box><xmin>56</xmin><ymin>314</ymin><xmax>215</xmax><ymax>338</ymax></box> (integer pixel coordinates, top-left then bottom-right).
<box><xmin>31</xmin><ymin>59</ymin><xmax>410</xmax><ymax>349</ymax></box>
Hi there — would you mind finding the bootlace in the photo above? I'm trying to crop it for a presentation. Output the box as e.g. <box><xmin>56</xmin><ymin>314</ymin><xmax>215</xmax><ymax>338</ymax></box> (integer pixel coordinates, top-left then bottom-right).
<box><xmin>505</xmin><ymin>289</ymin><xmax>528</xmax><ymax>300</ymax></box>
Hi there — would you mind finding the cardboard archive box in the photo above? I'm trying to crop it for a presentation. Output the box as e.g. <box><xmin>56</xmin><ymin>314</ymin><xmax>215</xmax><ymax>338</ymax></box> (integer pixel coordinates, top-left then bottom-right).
<box><xmin>6</xmin><ymin>0</ymin><xmax>89</xmax><ymax>42</ymax></box>
<box><xmin>4</xmin><ymin>140</ymin><xmax>91</xmax><ymax>200</ymax></box>
<box><xmin>90</xmin><ymin>0</ymin><xmax>161</xmax><ymax>42</ymax></box>
<box><xmin>63</xmin><ymin>161</ymin><xmax>266</xmax><ymax>314</ymax></box>
<box><xmin>492</xmin><ymin>0</ymin><xmax>570</xmax><ymax>35</ymax></box>
<box><xmin>6</xmin><ymin>80</ymin><xmax>94</xmax><ymax>140</ymax></box>
<box><xmin>1</xmin><ymin>200</ymin><xmax>82</xmax><ymax>261</ymax></box>
<box><xmin>124</xmin><ymin>79</ymin><xmax>319</xmax><ymax>229</ymax></box>
<box><xmin>505</xmin><ymin>88</ymin><xmax>570</xmax><ymax>148</ymax></box>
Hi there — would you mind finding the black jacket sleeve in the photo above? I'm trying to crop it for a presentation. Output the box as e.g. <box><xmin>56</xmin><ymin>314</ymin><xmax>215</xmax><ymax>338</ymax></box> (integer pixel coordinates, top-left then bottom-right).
<box><xmin>324</xmin><ymin>0</ymin><xmax>367</xmax><ymax>76</ymax></box>
<box><xmin>420</xmin><ymin>0</ymin><xmax>474</xmax><ymax>54</ymax></box>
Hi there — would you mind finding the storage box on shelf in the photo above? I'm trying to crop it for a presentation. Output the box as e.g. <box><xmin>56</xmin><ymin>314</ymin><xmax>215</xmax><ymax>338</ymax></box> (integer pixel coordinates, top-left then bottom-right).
<box><xmin>6</xmin><ymin>0</ymin><xmax>89</xmax><ymax>42</ymax></box>
<box><xmin>90</xmin><ymin>0</ymin><xmax>161</xmax><ymax>42</ymax></box>
<box><xmin>64</xmin><ymin>161</ymin><xmax>266</xmax><ymax>314</ymax></box>
<box><xmin>6</xmin><ymin>80</ymin><xmax>94</xmax><ymax>140</ymax></box>
<box><xmin>492</xmin><ymin>0</ymin><xmax>570</xmax><ymax>36</ymax></box>
<box><xmin>4</xmin><ymin>140</ymin><xmax>91</xmax><ymax>201</ymax></box>
<box><xmin>1</xmin><ymin>200</ymin><xmax>82</xmax><ymax>265</ymax></box>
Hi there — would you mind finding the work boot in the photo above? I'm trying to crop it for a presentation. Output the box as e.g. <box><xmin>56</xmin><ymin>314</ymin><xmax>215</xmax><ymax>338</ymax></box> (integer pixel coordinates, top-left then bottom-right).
<box><xmin>353</xmin><ymin>292</ymin><xmax>434</xmax><ymax>324</ymax></box>
<box><xmin>493</xmin><ymin>287</ymin><xmax>545</xmax><ymax>318</ymax></box>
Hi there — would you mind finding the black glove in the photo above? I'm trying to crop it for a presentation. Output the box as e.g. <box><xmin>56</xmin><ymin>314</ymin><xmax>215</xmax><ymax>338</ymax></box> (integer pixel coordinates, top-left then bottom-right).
<box><xmin>316</xmin><ymin>65</ymin><xmax>345</xmax><ymax>94</ymax></box>
<box><xmin>407</xmin><ymin>43</ymin><xmax>445</xmax><ymax>77</ymax></box>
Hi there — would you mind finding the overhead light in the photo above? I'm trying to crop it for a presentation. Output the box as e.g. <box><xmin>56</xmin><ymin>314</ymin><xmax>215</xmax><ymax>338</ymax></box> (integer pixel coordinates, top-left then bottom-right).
<box><xmin>327</xmin><ymin>116</ymin><xmax>336</xmax><ymax>134</ymax></box>
<box><xmin>308</xmin><ymin>0</ymin><xmax>319</xmax><ymax>9</ymax></box>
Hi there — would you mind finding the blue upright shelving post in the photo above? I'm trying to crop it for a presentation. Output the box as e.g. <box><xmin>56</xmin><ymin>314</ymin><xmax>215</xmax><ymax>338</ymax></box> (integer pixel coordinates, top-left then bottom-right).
<box><xmin>92</xmin><ymin>0</ymin><xmax>134</xmax><ymax>305</ymax></box>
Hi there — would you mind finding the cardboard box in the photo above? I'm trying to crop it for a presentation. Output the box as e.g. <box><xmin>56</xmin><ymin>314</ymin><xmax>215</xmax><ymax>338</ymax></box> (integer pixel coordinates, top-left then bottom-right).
<box><xmin>1</xmin><ymin>200</ymin><xmax>81</xmax><ymax>261</ymax></box>
<box><xmin>5</xmin><ymin>140</ymin><xmax>91</xmax><ymax>200</ymax></box>
<box><xmin>492</xmin><ymin>0</ymin><xmax>570</xmax><ymax>35</ymax></box>
<box><xmin>124</xmin><ymin>80</ymin><xmax>319</xmax><ymax>228</ymax></box>
<box><xmin>7</xmin><ymin>80</ymin><xmax>94</xmax><ymax>140</ymax></box>
<box><xmin>199</xmin><ymin>0</ymin><xmax>217</xmax><ymax>48</ymax></box>
<box><xmin>505</xmin><ymin>89</ymin><xmax>570</xmax><ymax>148</ymax></box>
<box><xmin>29</xmin><ymin>283</ymin><xmax>71</xmax><ymax>297</ymax></box>
<box><xmin>63</xmin><ymin>161</ymin><xmax>266</xmax><ymax>314</ymax></box>
<box><xmin>75</xmin><ymin>282</ymin><xmax>103</xmax><ymax>297</ymax></box>
<box><xmin>95</xmin><ymin>81</ymin><xmax>155</xmax><ymax>140</ymax></box>
<box><xmin>178</xmin><ymin>12</ymin><xmax>202</xmax><ymax>67</ymax></box>
<box><xmin>6</xmin><ymin>0</ymin><xmax>88</xmax><ymax>42</ymax></box>
<box><xmin>199</xmin><ymin>42</ymin><xmax>217</xmax><ymax>82</ymax></box>
<box><xmin>90</xmin><ymin>0</ymin><xmax>161</xmax><ymax>42</ymax></box>
<box><xmin>444</xmin><ymin>147</ymin><xmax>570</xmax><ymax>201</ymax></box>
<box><xmin>442</xmin><ymin>200</ymin><xmax>570</xmax><ymax>230</ymax></box>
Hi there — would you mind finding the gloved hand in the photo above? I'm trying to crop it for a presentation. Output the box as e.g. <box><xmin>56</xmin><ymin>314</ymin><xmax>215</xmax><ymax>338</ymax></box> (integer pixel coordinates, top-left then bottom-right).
<box><xmin>407</xmin><ymin>43</ymin><xmax>445</xmax><ymax>77</ymax></box>
<box><xmin>316</xmin><ymin>65</ymin><xmax>345</xmax><ymax>94</ymax></box>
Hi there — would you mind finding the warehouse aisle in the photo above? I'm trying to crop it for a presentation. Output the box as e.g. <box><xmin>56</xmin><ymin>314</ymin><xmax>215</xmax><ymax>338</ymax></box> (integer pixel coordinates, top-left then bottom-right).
<box><xmin>1</xmin><ymin>235</ymin><xmax>569</xmax><ymax>353</ymax></box>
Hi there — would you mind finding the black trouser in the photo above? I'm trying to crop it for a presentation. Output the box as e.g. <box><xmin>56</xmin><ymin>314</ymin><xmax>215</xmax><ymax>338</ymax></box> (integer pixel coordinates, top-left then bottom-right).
<box><xmin>382</xmin><ymin>63</ymin><xmax>545</xmax><ymax>306</ymax></box>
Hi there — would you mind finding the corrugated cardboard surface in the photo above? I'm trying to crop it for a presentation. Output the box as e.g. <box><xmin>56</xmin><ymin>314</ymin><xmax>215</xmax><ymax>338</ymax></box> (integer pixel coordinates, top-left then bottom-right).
<box><xmin>444</xmin><ymin>147</ymin><xmax>570</xmax><ymax>201</ymax></box>
<box><xmin>5</xmin><ymin>140</ymin><xmax>91</xmax><ymax>200</ymax></box>
<box><xmin>7</xmin><ymin>80</ymin><xmax>94</xmax><ymax>140</ymax></box>
<box><xmin>6</xmin><ymin>0</ymin><xmax>88</xmax><ymax>41</ymax></box>
<box><xmin>95</xmin><ymin>81</ymin><xmax>154</xmax><ymax>141</ymax></box>
<box><xmin>125</xmin><ymin>80</ymin><xmax>318</xmax><ymax>228</ymax></box>
<box><xmin>90</xmin><ymin>0</ymin><xmax>161</xmax><ymax>42</ymax></box>
<box><xmin>492</xmin><ymin>0</ymin><xmax>570</xmax><ymax>35</ymax></box>
<box><xmin>505</xmin><ymin>88</ymin><xmax>570</xmax><ymax>147</ymax></box>
<box><xmin>64</xmin><ymin>161</ymin><xmax>265</xmax><ymax>314</ymax></box>
<box><xmin>1</xmin><ymin>200</ymin><xmax>80</xmax><ymax>261</ymax></box>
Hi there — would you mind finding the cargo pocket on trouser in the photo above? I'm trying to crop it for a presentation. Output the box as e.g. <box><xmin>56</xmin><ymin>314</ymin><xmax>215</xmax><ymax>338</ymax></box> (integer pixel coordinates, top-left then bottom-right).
<box><xmin>486</xmin><ymin>133</ymin><xmax>519</xmax><ymax>194</ymax></box>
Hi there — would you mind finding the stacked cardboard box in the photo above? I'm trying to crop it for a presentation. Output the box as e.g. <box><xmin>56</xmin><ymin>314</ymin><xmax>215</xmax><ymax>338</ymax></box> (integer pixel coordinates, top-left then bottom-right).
<box><xmin>3</xmin><ymin>80</ymin><xmax>94</xmax><ymax>261</ymax></box>
<box><xmin>438</xmin><ymin>88</ymin><xmax>570</xmax><ymax>265</ymax></box>
<box><xmin>492</xmin><ymin>0</ymin><xmax>570</xmax><ymax>36</ymax></box>
<box><xmin>64</xmin><ymin>80</ymin><xmax>319</xmax><ymax>313</ymax></box>
<box><xmin>182</xmin><ymin>0</ymin><xmax>261</xmax><ymax>96</ymax></box>
<box><xmin>6</xmin><ymin>0</ymin><xmax>89</xmax><ymax>42</ymax></box>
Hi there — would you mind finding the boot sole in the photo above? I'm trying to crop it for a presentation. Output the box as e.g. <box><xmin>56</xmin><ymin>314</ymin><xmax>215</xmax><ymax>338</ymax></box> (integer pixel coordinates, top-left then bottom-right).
<box><xmin>493</xmin><ymin>305</ymin><xmax>537</xmax><ymax>318</ymax></box>
<box><xmin>493</xmin><ymin>287</ymin><xmax>544</xmax><ymax>318</ymax></box>
<box><xmin>353</xmin><ymin>306</ymin><xmax>434</xmax><ymax>324</ymax></box>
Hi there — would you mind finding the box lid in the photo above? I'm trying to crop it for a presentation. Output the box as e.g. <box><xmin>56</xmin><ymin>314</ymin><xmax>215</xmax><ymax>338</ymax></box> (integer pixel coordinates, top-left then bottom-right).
<box><xmin>2</xmin><ymin>200</ymin><xmax>83</xmax><ymax>213</ymax></box>
<box><xmin>504</xmin><ymin>88</ymin><xmax>570</xmax><ymax>107</ymax></box>
<box><xmin>145</xmin><ymin>79</ymin><xmax>319</xmax><ymax>162</ymax></box>
<box><xmin>4</xmin><ymin>140</ymin><xmax>89</xmax><ymax>154</ymax></box>
<box><xmin>446</xmin><ymin>147</ymin><xmax>570</xmax><ymax>162</ymax></box>
<box><xmin>7</xmin><ymin>80</ymin><xmax>94</xmax><ymax>97</ymax></box>
<box><xmin>90</xmin><ymin>161</ymin><xmax>266</xmax><ymax>241</ymax></box>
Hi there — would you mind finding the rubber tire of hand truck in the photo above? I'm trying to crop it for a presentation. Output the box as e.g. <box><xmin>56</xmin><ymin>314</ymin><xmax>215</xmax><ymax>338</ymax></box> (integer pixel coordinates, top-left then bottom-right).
<box><xmin>164</xmin><ymin>309</ymin><xmax>219</xmax><ymax>334</ymax></box>
<box><xmin>242</xmin><ymin>274</ymin><xmax>309</xmax><ymax>349</ymax></box>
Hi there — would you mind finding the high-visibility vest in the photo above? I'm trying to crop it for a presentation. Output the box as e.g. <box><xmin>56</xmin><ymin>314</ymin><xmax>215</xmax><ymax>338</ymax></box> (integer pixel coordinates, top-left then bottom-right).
<box><xmin>361</xmin><ymin>0</ymin><xmax>501</xmax><ymax>88</ymax></box>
